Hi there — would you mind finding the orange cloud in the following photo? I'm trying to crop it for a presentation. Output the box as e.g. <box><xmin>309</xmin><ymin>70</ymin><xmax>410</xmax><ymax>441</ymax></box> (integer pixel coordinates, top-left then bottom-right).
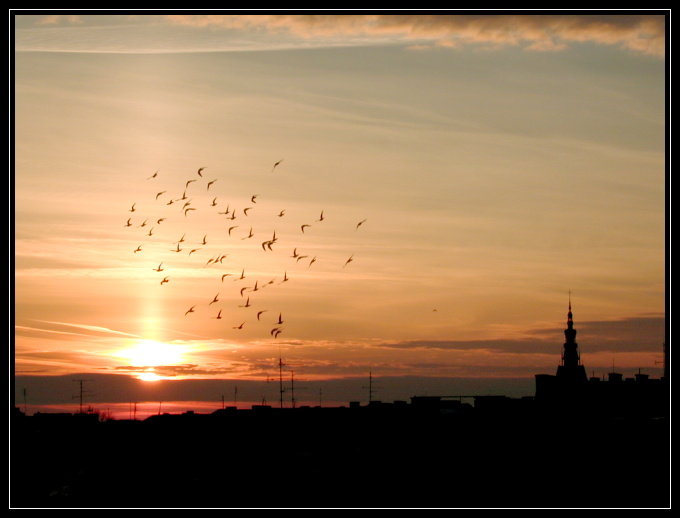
<box><xmin>165</xmin><ymin>14</ymin><xmax>665</xmax><ymax>57</ymax></box>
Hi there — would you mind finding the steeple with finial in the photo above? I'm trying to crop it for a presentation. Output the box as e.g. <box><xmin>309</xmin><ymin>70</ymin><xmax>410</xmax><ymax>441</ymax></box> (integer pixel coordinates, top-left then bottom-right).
<box><xmin>556</xmin><ymin>291</ymin><xmax>587</xmax><ymax>382</ymax></box>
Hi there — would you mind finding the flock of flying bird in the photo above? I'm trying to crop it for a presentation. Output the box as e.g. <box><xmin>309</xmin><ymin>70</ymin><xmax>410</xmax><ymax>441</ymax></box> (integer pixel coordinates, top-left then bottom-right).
<box><xmin>124</xmin><ymin>161</ymin><xmax>367</xmax><ymax>340</ymax></box>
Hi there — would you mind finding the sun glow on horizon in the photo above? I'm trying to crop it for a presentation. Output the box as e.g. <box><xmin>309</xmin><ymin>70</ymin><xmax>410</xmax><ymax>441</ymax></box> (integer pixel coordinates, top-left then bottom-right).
<box><xmin>113</xmin><ymin>339</ymin><xmax>188</xmax><ymax>379</ymax></box>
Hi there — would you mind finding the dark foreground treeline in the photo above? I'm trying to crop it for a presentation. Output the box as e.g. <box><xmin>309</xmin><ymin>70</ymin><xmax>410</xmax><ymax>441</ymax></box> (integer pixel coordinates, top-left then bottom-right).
<box><xmin>10</xmin><ymin>404</ymin><xmax>670</xmax><ymax>508</ymax></box>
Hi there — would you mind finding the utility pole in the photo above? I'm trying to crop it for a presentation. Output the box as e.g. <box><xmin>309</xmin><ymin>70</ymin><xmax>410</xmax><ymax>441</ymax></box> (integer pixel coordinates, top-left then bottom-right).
<box><xmin>72</xmin><ymin>379</ymin><xmax>94</xmax><ymax>414</ymax></box>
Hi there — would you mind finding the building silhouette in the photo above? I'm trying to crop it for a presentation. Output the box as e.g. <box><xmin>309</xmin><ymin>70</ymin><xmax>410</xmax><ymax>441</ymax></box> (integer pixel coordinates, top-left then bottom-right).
<box><xmin>535</xmin><ymin>301</ymin><xmax>667</xmax><ymax>418</ymax></box>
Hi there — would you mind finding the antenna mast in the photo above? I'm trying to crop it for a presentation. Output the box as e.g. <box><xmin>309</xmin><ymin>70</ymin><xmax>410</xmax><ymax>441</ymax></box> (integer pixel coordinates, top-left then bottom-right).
<box><xmin>72</xmin><ymin>379</ymin><xmax>94</xmax><ymax>414</ymax></box>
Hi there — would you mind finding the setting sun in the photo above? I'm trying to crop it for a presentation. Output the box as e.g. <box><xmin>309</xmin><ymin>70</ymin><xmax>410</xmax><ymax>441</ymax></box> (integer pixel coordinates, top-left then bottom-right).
<box><xmin>114</xmin><ymin>340</ymin><xmax>186</xmax><ymax>370</ymax></box>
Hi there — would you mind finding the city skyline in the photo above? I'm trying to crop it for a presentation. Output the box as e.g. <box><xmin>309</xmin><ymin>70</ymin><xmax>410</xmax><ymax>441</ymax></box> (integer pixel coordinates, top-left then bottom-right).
<box><xmin>13</xmin><ymin>12</ymin><xmax>667</xmax><ymax>414</ymax></box>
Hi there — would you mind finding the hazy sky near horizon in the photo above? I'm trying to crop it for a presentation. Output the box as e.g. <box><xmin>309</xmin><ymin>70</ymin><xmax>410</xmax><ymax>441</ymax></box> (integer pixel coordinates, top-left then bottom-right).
<box><xmin>13</xmin><ymin>12</ymin><xmax>666</xmax><ymax>402</ymax></box>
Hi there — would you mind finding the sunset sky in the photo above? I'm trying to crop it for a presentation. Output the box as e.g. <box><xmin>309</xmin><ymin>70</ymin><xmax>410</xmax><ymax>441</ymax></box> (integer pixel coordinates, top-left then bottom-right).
<box><xmin>13</xmin><ymin>12</ymin><xmax>667</xmax><ymax>416</ymax></box>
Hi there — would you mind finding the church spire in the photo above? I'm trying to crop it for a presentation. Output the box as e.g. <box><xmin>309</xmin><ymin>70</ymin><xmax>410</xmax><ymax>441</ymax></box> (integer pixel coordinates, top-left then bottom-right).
<box><xmin>556</xmin><ymin>293</ymin><xmax>587</xmax><ymax>382</ymax></box>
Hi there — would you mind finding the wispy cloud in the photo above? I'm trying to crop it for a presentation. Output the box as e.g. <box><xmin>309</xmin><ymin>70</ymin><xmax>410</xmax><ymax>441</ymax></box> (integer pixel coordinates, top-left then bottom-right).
<box><xmin>14</xmin><ymin>13</ymin><xmax>665</xmax><ymax>57</ymax></box>
<box><xmin>166</xmin><ymin>14</ymin><xmax>666</xmax><ymax>57</ymax></box>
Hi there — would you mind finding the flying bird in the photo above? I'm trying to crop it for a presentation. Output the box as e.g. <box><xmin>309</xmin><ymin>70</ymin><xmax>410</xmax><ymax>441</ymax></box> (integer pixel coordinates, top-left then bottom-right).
<box><xmin>343</xmin><ymin>254</ymin><xmax>354</xmax><ymax>268</ymax></box>
<box><xmin>185</xmin><ymin>207</ymin><xmax>196</xmax><ymax>217</ymax></box>
<box><xmin>147</xmin><ymin>170</ymin><xmax>158</xmax><ymax>180</ymax></box>
<box><xmin>207</xmin><ymin>179</ymin><xmax>217</xmax><ymax>191</ymax></box>
<box><xmin>147</xmin><ymin>228</ymin><xmax>154</xmax><ymax>237</ymax></box>
<box><xmin>233</xmin><ymin>322</ymin><xmax>245</xmax><ymax>330</ymax></box>
<box><xmin>212</xmin><ymin>310</ymin><xmax>223</xmax><ymax>320</ymax></box>
<box><xmin>301</xmin><ymin>224</ymin><xmax>311</xmax><ymax>233</ymax></box>
<box><xmin>279</xmin><ymin>272</ymin><xmax>289</xmax><ymax>284</ymax></box>
<box><xmin>296</xmin><ymin>255</ymin><xmax>309</xmax><ymax>263</ymax></box>
<box><xmin>277</xmin><ymin>210</ymin><xmax>286</xmax><ymax>217</ymax></box>
<box><xmin>277</xmin><ymin>313</ymin><xmax>284</xmax><ymax>325</ymax></box>
<box><xmin>124</xmin><ymin>219</ymin><xmax>132</xmax><ymax>227</ymax></box>
<box><xmin>160</xmin><ymin>276</ymin><xmax>169</xmax><ymax>285</ymax></box>
<box><xmin>186</xmin><ymin>179</ymin><xmax>197</xmax><ymax>188</ymax></box>
<box><xmin>155</xmin><ymin>191</ymin><xmax>166</xmax><ymax>200</ymax></box>
<box><xmin>309</xmin><ymin>256</ymin><xmax>317</xmax><ymax>267</ymax></box>
<box><xmin>200</xmin><ymin>235</ymin><xmax>208</xmax><ymax>245</ymax></box>
<box><xmin>221</xmin><ymin>274</ymin><xmax>232</xmax><ymax>282</ymax></box>
<box><xmin>197</xmin><ymin>167</ymin><xmax>206</xmax><ymax>177</ymax></box>
<box><xmin>137</xmin><ymin>219</ymin><xmax>148</xmax><ymax>228</ymax></box>
<box><xmin>234</xmin><ymin>268</ymin><xmax>246</xmax><ymax>281</ymax></box>
<box><xmin>209</xmin><ymin>293</ymin><xmax>220</xmax><ymax>305</ymax></box>
<box><xmin>157</xmin><ymin>218</ymin><xmax>166</xmax><ymax>224</ymax></box>
<box><xmin>239</xmin><ymin>297</ymin><xmax>251</xmax><ymax>308</ymax></box>
<box><xmin>129</xmin><ymin>203</ymin><xmax>136</xmax><ymax>212</ymax></box>
<box><xmin>133</xmin><ymin>245</ymin><xmax>142</xmax><ymax>253</ymax></box>
<box><xmin>188</xmin><ymin>248</ymin><xmax>201</xmax><ymax>256</ymax></box>
<box><xmin>243</xmin><ymin>207</ymin><xmax>253</xmax><ymax>216</ymax></box>
<box><xmin>153</xmin><ymin>262</ymin><xmax>164</xmax><ymax>272</ymax></box>
<box><xmin>272</xmin><ymin>159</ymin><xmax>283</xmax><ymax>172</ymax></box>
<box><xmin>171</xmin><ymin>243</ymin><xmax>182</xmax><ymax>253</ymax></box>
<box><xmin>185</xmin><ymin>306</ymin><xmax>196</xmax><ymax>316</ymax></box>
<box><xmin>257</xmin><ymin>310</ymin><xmax>268</xmax><ymax>321</ymax></box>
<box><xmin>175</xmin><ymin>233</ymin><xmax>186</xmax><ymax>244</ymax></box>
<box><xmin>242</xmin><ymin>228</ymin><xmax>254</xmax><ymax>240</ymax></box>
<box><xmin>291</xmin><ymin>248</ymin><xmax>299</xmax><ymax>258</ymax></box>
<box><xmin>251</xmin><ymin>194</ymin><xmax>258</xmax><ymax>204</ymax></box>
<box><xmin>356</xmin><ymin>219</ymin><xmax>367</xmax><ymax>230</ymax></box>
<box><xmin>211</xmin><ymin>197</ymin><xmax>218</xmax><ymax>207</ymax></box>
<box><xmin>228</xmin><ymin>226</ymin><xmax>238</xmax><ymax>236</ymax></box>
<box><xmin>316</xmin><ymin>211</ymin><xmax>324</xmax><ymax>222</ymax></box>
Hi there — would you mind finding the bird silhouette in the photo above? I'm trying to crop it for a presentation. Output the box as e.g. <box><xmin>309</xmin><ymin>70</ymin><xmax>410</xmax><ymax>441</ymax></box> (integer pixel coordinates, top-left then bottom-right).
<box><xmin>316</xmin><ymin>211</ymin><xmax>324</xmax><ymax>222</ymax></box>
<box><xmin>185</xmin><ymin>306</ymin><xmax>196</xmax><ymax>316</ymax></box>
<box><xmin>200</xmin><ymin>235</ymin><xmax>208</xmax><ymax>245</ymax></box>
<box><xmin>228</xmin><ymin>226</ymin><xmax>238</xmax><ymax>236</ymax></box>
<box><xmin>272</xmin><ymin>160</ymin><xmax>283</xmax><ymax>172</ymax></box>
<box><xmin>129</xmin><ymin>203</ymin><xmax>136</xmax><ymax>212</ymax></box>
<box><xmin>175</xmin><ymin>234</ymin><xmax>186</xmax><ymax>244</ymax></box>
<box><xmin>171</xmin><ymin>243</ymin><xmax>182</xmax><ymax>253</ymax></box>
<box><xmin>197</xmin><ymin>167</ymin><xmax>206</xmax><ymax>177</ymax></box>
<box><xmin>185</xmin><ymin>207</ymin><xmax>196</xmax><ymax>217</ymax></box>
<box><xmin>343</xmin><ymin>254</ymin><xmax>354</xmax><ymax>267</ymax></box>
<box><xmin>243</xmin><ymin>207</ymin><xmax>253</xmax><ymax>216</ymax></box>
<box><xmin>221</xmin><ymin>274</ymin><xmax>232</xmax><ymax>282</ymax></box>
<box><xmin>251</xmin><ymin>195</ymin><xmax>258</xmax><ymax>203</ymax></box>
<box><xmin>188</xmin><ymin>248</ymin><xmax>201</xmax><ymax>256</ymax></box>
<box><xmin>233</xmin><ymin>322</ymin><xmax>245</xmax><ymax>330</ymax></box>
<box><xmin>356</xmin><ymin>219</ymin><xmax>367</xmax><ymax>230</ymax></box>
<box><xmin>301</xmin><ymin>224</ymin><xmax>311</xmax><ymax>233</ymax></box>
<box><xmin>277</xmin><ymin>313</ymin><xmax>284</xmax><ymax>325</ymax></box>
<box><xmin>239</xmin><ymin>297</ymin><xmax>251</xmax><ymax>308</ymax></box>
<box><xmin>207</xmin><ymin>179</ymin><xmax>217</xmax><ymax>191</ymax></box>
<box><xmin>257</xmin><ymin>310</ymin><xmax>268</xmax><ymax>321</ymax></box>
<box><xmin>212</xmin><ymin>310</ymin><xmax>223</xmax><ymax>320</ymax></box>
<box><xmin>279</xmin><ymin>272</ymin><xmax>289</xmax><ymax>284</ymax></box>
<box><xmin>242</xmin><ymin>228</ymin><xmax>254</xmax><ymax>240</ymax></box>
<box><xmin>209</xmin><ymin>293</ymin><xmax>220</xmax><ymax>305</ymax></box>
<box><xmin>147</xmin><ymin>170</ymin><xmax>158</xmax><ymax>180</ymax></box>
<box><xmin>133</xmin><ymin>245</ymin><xmax>142</xmax><ymax>253</ymax></box>
<box><xmin>309</xmin><ymin>256</ymin><xmax>317</xmax><ymax>267</ymax></box>
<box><xmin>153</xmin><ymin>262</ymin><xmax>164</xmax><ymax>272</ymax></box>
<box><xmin>157</xmin><ymin>218</ymin><xmax>166</xmax><ymax>224</ymax></box>
<box><xmin>124</xmin><ymin>219</ymin><xmax>132</xmax><ymax>227</ymax></box>
<box><xmin>155</xmin><ymin>191</ymin><xmax>166</xmax><ymax>200</ymax></box>
<box><xmin>160</xmin><ymin>276</ymin><xmax>169</xmax><ymax>285</ymax></box>
<box><xmin>277</xmin><ymin>210</ymin><xmax>286</xmax><ymax>217</ymax></box>
<box><xmin>186</xmin><ymin>179</ymin><xmax>197</xmax><ymax>188</ymax></box>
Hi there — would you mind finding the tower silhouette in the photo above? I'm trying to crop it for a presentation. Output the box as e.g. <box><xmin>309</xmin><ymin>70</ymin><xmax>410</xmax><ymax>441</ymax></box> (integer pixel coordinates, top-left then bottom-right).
<box><xmin>555</xmin><ymin>297</ymin><xmax>588</xmax><ymax>383</ymax></box>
